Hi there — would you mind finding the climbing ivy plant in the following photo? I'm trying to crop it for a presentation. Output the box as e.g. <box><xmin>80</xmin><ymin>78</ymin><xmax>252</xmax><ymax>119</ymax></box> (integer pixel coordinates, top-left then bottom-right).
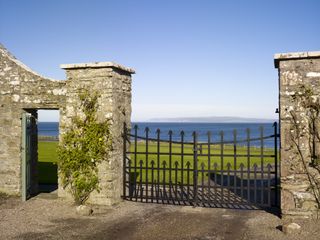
<box><xmin>57</xmin><ymin>90</ymin><xmax>112</xmax><ymax>205</ymax></box>
<box><xmin>289</xmin><ymin>84</ymin><xmax>320</xmax><ymax>209</ymax></box>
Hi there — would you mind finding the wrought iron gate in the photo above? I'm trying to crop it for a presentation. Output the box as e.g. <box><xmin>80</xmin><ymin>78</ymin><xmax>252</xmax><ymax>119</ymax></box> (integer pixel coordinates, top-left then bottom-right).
<box><xmin>122</xmin><ymin>123</ymin><xmax>279</xmax><ymax>209</ymax></box>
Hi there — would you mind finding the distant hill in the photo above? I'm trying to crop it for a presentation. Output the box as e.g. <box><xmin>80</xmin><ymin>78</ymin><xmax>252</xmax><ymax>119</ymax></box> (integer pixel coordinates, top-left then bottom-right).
<box><xmin>148</xmin><ymin>116</ymin><xmax>276</xmax><ymax>123</ymax></box>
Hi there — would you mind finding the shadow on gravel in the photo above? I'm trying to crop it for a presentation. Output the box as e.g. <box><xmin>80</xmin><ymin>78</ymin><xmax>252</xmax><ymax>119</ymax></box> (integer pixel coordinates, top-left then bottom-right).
<box><xmin>15</xmin><ymin>217</ymin><xmax>140</xmax><ymax>240</ymax></box>
<box><xmin>15</xmin><ymin>206</ymin><xmax>250</xmax><ymax>240</ymax></box>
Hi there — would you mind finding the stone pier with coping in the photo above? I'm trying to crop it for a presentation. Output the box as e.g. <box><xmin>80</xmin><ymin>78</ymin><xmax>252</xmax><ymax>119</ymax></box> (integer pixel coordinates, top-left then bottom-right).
<box><xmin>275</xmin><ymin>51</ymin><xmax>320</xmax><ymax>218</ymax></box>
<box><xmin>59</xmin><ymin>62</ymin><xmax>134</xmax><ymax>205</ymax></box>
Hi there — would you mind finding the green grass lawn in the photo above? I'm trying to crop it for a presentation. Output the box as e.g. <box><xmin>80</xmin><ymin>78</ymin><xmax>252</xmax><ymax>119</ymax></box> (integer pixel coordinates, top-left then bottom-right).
<box><xmin>127</xmin><ymin>141</ymin><xmax>277</xmax><ymax>184</ymax></box>
<box><xmin>38</xmin><ymin>140</ymin><xmax>278</xmax><ymax>185</ymax></box>
<box><xmin>38</xmin><ymin>141</ymin><xmax>58</xmax><ymax>184</ymax></box>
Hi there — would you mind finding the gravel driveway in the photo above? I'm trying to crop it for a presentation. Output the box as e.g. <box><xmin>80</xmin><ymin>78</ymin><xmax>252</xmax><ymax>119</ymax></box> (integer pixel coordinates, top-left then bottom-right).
<box><xmin>0</xmin><ymin>193</ymin><xmax>319</xmax><ymax>240</ymax></box>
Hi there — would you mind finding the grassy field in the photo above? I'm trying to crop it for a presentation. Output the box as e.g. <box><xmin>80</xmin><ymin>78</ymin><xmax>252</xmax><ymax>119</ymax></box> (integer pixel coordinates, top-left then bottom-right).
<box><xmin>127</xmin><ymin>141</ymin><xmax>277</xmax><ymax>184</ymax></box>
<box><xmin>130</xmin><ymin>141</ymin><xmax>275</xmax><ymax>168</ymax></box>
<box><xmin>38</xmin><ymin>141</ymin><xmax>277</xmax><ymax>184</ymax></box>
<box><xmin>38</xmin><ymin>141</ymin><xmax>58</xmax><ymax>184</ymax></box>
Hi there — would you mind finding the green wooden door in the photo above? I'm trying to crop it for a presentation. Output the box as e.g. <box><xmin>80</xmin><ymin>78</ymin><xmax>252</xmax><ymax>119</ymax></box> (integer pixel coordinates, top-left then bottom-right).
<box><xmin>22</xmin><ymin>112</ymin><xmax>32</xmax><ymax>201</ymax></box>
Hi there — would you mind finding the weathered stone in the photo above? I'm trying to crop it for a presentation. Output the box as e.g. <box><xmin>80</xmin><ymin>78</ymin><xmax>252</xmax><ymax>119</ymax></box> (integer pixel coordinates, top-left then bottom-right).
<box><xmin>281</xmin><ymin>183</ymin><xmax>309</xmax><ymax>191</ymax></box>
<box><xmin>59</xmin><ymin>59</ymin><xmax>133</xmax><ymax>205</ymax></box>
<box><xmin>275</xmin><ymin>50</ymin><xmax>320</xmax><ymax>218</ymax></box>
<box><xmin>282</xmin><ymin>222</ymin><xmax>301</xmax><ymax>234</ymax></box>
<box><xmin>0</xmin><ymin>44</ymin><xmax>66</xmax><ymax>195</ymax></box>
<box><xmin>282</xmin><ymin>210</ymin><xmax>313</xmax><ymax>219</ymax></box>
<box><xmin>76</xmin><ymin>205</ymin><xmax>93</xmax><ymax>216</ymax></box>
<box><xmin>281</xmin><ymin>190</ymin><xmax>296</xmax><ymax>210</ymax></box>
<box><xmin>301</xmin><ymin>200</ymin><xmax>318</xmax><ymax>210</ymax></box>
<box><xmin>60</xmin><ymin>62</ymin><xmax>135</xmax><ymax>74</ymax></box>
<box><xmin>0</xmin><ymin>44</ymin><xmax>134</xmax><ymax>206</ymax></box>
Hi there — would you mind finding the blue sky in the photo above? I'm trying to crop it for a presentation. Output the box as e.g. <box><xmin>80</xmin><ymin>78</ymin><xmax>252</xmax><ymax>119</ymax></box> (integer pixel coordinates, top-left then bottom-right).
<box><xmin>1</xmin><ymin>0</ymin><xmax>319</xmax><ymax>121</ymax></box>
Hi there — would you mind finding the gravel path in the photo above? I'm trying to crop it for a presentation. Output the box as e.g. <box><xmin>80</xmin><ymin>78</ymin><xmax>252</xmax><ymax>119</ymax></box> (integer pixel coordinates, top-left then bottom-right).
<box><xmin>0</xmin><ymin>193</ymin><xmax>319</xmax><ymax>240</ymax></box>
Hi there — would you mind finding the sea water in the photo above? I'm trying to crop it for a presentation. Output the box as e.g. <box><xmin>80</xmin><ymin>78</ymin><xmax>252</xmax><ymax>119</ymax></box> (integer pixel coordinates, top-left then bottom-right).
<box><xmin>38</xmin><ymin>122</ymin><xmax>278</xmax><ymax>148</ymax></box>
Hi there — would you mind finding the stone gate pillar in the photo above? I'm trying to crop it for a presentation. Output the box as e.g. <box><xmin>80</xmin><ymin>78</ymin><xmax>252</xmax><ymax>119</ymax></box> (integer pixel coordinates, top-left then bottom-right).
<box><xmin>275</xmin><ymin>51</ymin><xmax>320</xmax><ymax>218</ymax></box>
<box><xmin>60</xmin><ymin>62</ymin><xmax>134</xmax><ymax>205</ymax></box>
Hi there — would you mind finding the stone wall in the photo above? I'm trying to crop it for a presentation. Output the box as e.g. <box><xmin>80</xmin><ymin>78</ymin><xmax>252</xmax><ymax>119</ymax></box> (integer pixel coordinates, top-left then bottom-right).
<box><xmin>59</xmin><ymin>63</ymin><xmax>134</xmax><ymax>205</ymax></box>
<box><xmin>275</xmin><ymin>51</ymin><xmax>320</xmax><ymax>218</ymax></box>
<box><xmin>0</xmin><ymin>44</ymin><xmax>66</xmax><ymax>195</ymax></box>
<box><xmin>0</xmin><ymin>44</ymin><xmax>134</xmax><ymax>206</ymax></box>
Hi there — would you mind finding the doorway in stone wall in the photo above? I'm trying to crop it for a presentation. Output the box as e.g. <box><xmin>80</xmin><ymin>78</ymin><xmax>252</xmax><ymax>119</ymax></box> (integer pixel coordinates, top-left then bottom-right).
<box><xmin>21</xmin><ymin>109</ymin><xmax>60</xmax><ymax>201</ymax></box>
<box><xmin>37</xmin><ymin>110</ymin><xmax>59</xmax><ymax>194</ymax></box>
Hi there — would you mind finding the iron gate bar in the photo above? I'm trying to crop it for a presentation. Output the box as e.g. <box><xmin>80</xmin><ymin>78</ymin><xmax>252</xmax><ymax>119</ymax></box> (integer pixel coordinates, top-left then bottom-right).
<box><xmin>201</xmin><ymin>162</ymin><xmax>205</xmax><ymax>205</ymax></box>
<box><xmin>261</xmin><ymin>126</ymin><xmax>265</xmax><ymax>205</ymax></box>
<box><xmin>123</xmin><ymin>123</ymin><xmax>126</xmax><ymax>199</ymax></box>
<box><xmin>268</xmin><ymin>164</ymin><xmax>272</xmax><ymax>206</ymax></box>
<box><xmin>181</xmin><ymin>131</ymin><xmax>185</xmax><ymax>194</ymax></box>
<box><xmin>227</xmin><ymin>163</ymin><xmax>231</xmax><ymax>203</ymax></box>
<box><xmin>247</xmin><ymin>128</ymin><xmax>251</xmax><ymax>203</ymax></box>
<box><xmin>274</xmin><ymin>122</ymin><xmax>278</xmax><ymax>207</ymax></box>
<box><xmin>187</xmin><ymin>161</ymin><xmax>190</xmax><ymax>202</ymax></box>
<box><xmin>193</xmin><ymin>131</ymin><xmax>198</xmax><ymax>206</ymax></box>
<box><xmin>169</xmin><ymin>130</ymin><xmax>172</xmax><ymax>202</ymax></box>
<box><xmin>126</xmin><ymin>134</ymin><xmax>278</xmax><ymax>145</ymax></box>
<box><xmin>156</xmin><ymin>129</ymin><xmax>160</xmax><ymax>204</ymax></box>
<box><xmin>240</xmin><ymin>164</ymin><xmax>244</xmax><ymax>204</ymax></box>
<box><xmin>207</xmin><ymin>131</ymin><xmax>211</xmax><ymax>204</ymax></box>
<box><xmin>151</xmin><ymin>160</ymin><xmax>154</xmax><ymax>203</ymax></box>
<box><xmin>233</xmin><ymin>130</ymin><xmax>237</xmax><ymax>199</ymax></box>
<box><xmin>139</xmin><ymin>159</ymin><xmax>143</xmax><ymax>202</ymax></box>
<box><xmin>213</xmin><ymin>163</ymin><xmax>218</xmax><ymax>203</ymax></box>
<box><xmin>254</xmin><ymin>164</ymin><xmax>257</xmax><ymax>203</ymax></box>
<box><xmin>134</xmin><ymin>125</ymin><xmax>138</xmax><ymax>201</ymax></box>
<box><xmin>145</xmin><ymin>127</ymin><xmax>149</xmax><ymax>203</ymax></box>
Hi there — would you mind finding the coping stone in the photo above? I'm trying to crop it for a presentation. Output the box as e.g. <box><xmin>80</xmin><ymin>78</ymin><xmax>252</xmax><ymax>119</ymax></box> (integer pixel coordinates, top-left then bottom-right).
<box><xmin>60</xmin><ymin>62</ymin><xmax>135</xmax><ymax>74</ymax></box>
<box><xmin>274</xmin><ymin>51</ymin><xmax>320</xmax><ymax>68</ymax></box>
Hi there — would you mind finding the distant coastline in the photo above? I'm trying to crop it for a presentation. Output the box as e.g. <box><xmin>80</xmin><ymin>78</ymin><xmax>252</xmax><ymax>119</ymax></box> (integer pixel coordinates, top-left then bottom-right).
<box><xmin>39</xmin><ymin>114</ymin><xmax>277</xmax><ymax>124</ymax></box>
<box><xmin>38</xmin><ymin>121</ymin><xmax>278</xmax><ymax>147</ymax></box>
<box><xmin>148</xmin><ymin>116</ymin><xmax>276</xmax><ymax>123</ymax></box>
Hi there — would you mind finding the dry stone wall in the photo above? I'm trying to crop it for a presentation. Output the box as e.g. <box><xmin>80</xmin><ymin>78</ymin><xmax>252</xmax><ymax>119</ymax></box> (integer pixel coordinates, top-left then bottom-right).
<box><xmin>0</xmin><ymin>44</ymin><xmax>134</xmax><ymax>206</ymax></box>
<box><xmin>275</xmin><ymin>51</ymin><xmax>320</xmax><ymax>218</ymax></box>
<box><xmin>0</xmin><ymin>44</ymin><xmax>66</xmax><ymax>195</ymax></box>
